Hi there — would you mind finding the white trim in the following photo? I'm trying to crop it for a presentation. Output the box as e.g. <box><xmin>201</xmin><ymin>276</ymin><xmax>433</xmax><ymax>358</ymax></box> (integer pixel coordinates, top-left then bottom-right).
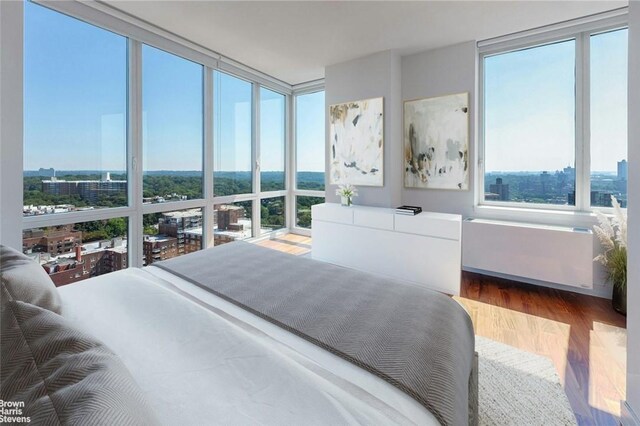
<box><xmin>128</xmin><ymin>39</ymin><xmax>143</xmax><ymax>267</ymax></box>
<box><xmin>294</xmin><ymin>190</ymin><xmax>325</xmax><ymax>198</ymax></box>
<box><xmin>203</xmin><ymin>67</ymin><xmax>215</xmax><ymax>249</ymax></box>
<box><xmin>23</xmin><ymin>207</ymin><xmax>136</xmax><ymax>229</ymax></box>
<box><xmin>292</xmin><ymin>79</ymin><xmax>325</xmax><ymax>95</ymax></box>
<box><xmin>622</xmin><ymin>401</ymin><xmax>640</xmax><ymax>426</ymax></box>
<box><xmin>251</xmin><ymin>83</ymin><xmax>260</xmax><ymax>238</ymax></box>
<box><xmin>478</xmin><ymin>8</ymin><xmax>627</xmax><ymax>53</ymax></box>
<box><xmin>576</xmin><ymin>32</ymin><xmax>590</xmax><ymax>212</ymax></box>
<box><xmin>290</xmin><ymin>227</ymin><xmax>312</xmax><ymax>237</ymax></box>
<box><xmin>473</xmin><ymin>204</ymin><xmax>599</xmax><ymax>228</ymax></box>
<box><xmin>141</xmin><ymin>200</ymin><xmax>207</xmax><ymax>215</ymax></box>
<box><xmin>0</xmin><ymin>0</ymin><xmax>24</xmax><ymax>250</ymax></box>
<box><xmin>249</xmin><ymin>226</ymin><xmax>291</xmax><ymax>243</ymax></box>
<box><xmin>284</xmin><ymin>93</ymin><xmax>292</xmax><ymax>229</ymax></box>
<box><xmin>213</xmin><ymin>193</ymin><xmax>258</xmax><ymax>205</ymax></box>
<box><xmin>218</xmin><ymin>58</ymin><xmax>291</xmax><ymax>95</ymax></box>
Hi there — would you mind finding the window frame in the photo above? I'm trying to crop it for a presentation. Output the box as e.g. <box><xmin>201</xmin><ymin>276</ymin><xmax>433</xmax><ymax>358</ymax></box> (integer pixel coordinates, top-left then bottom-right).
<box><xmin>290</xmin><ymin>84</ymin><xmax>326</xmax><ymax>236</ymax></box>
<box><xmin>477</xmin><ymin>15</ymin><xmax>628</xmax><ymax>214</ymax></box>
<box><xmin>22</xmin><ymin>0</ymin><xmax>305</xmax><ymax>270</ymax></box>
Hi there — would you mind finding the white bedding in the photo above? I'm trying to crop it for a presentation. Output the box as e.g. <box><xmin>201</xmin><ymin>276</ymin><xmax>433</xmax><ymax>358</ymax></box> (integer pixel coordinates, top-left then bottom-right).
<box><xmin>58</xmin><ymin>267</ymin><xmax>438</xmax><ymax>426</ymax></box>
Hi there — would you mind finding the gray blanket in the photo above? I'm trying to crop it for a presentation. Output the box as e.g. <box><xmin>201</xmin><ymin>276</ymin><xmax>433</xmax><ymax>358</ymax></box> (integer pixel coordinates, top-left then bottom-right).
<box><xmin>155</xmin><ymin>241</ymin><xmax>475</xmax><ymax>425</ymax></box>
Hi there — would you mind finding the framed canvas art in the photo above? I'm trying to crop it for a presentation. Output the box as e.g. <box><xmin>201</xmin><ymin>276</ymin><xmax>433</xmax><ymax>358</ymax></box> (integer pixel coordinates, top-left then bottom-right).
<box><xmin>404</xmin><ymin>92</ymin><xmax>469</xmax><ymax>190</ymax></box>
<box><xmin>329</xmin><ymin>97</ymin><xmax>384</xmax><ymax>186</ymax></box>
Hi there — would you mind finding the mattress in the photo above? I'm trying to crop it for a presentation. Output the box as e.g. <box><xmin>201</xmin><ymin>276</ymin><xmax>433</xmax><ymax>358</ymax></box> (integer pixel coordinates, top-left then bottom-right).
<box><xmin>58</xmin><ymin>267</ymin><xmax>439</xmax><ymax>425</ymax></box>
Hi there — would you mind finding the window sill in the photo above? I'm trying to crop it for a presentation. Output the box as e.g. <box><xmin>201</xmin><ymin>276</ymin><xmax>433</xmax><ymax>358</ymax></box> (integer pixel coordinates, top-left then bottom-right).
<box><xmin>473</xmin><ymin>204</ymin><xmax>598</xmax><ymax>227</ymax></box>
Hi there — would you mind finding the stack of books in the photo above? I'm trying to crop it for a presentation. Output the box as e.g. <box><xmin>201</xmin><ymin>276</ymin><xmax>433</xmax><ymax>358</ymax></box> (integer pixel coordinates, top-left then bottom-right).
<box><xmin>395</xmin><ymin>205</ymin><xmax>422</xmax><ymax>215</ymax></box>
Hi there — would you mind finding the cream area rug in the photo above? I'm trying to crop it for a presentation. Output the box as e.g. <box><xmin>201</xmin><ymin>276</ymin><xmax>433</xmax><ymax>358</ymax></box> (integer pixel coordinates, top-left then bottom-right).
<box><xmin>476</xmin><ymin>336</ymin><xmax>577</xmax><ymax>426</ymax></box>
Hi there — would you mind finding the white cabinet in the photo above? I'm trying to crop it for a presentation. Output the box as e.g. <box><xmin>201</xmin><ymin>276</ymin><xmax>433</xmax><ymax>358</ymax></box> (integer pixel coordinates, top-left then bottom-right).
<box><xmin>311</xmin><ymin>203</ymin><xmax>462</xmax><ymax>295</ymax></box>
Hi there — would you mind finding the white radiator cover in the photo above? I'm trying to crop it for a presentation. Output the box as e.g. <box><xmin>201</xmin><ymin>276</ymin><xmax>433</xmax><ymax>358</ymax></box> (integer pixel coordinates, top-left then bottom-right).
<box><xmin>462</xmin><ymin>218</ymin><xmax>593</xmax><ymax>289</ymax></box>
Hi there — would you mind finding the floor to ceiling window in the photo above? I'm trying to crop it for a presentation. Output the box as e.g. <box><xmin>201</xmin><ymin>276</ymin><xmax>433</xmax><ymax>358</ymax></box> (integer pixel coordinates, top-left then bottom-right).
<box><xmin>213</xmin><ymin>71</ymin><xmax>253</xmax><ymax>197</ymax></box>
<box><xmin>22</xmin><ymin>1</ymin><xmax>319</xmax><ymax>278</ymax></box>
<box><xmin>142</xmin><ymin>44</ymin><xmax>204</xmax><ymax>204</ymax></box>
<box><xmin>293</xmin><ymin>90</ymin><xmax>326</xmax><ymax>231</ymax></box>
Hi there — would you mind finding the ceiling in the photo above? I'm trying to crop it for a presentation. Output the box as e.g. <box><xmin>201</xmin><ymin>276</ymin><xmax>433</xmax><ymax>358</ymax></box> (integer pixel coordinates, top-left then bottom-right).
<box><xmin>104</xmin><ymin>0</ymin><xmax>628</xmax><ymax>85</ymax></box>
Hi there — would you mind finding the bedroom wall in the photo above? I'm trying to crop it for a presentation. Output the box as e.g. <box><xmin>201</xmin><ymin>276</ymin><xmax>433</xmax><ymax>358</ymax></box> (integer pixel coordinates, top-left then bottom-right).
<box><xmin>625</xmin><ymin>1</ymin><xmax>640</xmax><ymax>423</ymax></box>
<box><xmin>324</xmin><ymin>50</ymin><xmax>402</xmax><ymax>208</ymax></box>
<box><xmin>399</xmin><ymin>41</ymin><xmax>611</xmax><ymax>298</ymax></box>
<box><xmin>324</xmin><ymin>39</ymin><xmax>612</xmax><ymax>298</ymax></box>
<box><xmin>0</xmin><ymin>0</ymin><xmax>24</xmax><ymax>250</ymax></box>
<box><xmin>401</xmin><ymin>41</ymin><xmax>477</xmax><ymax>217</ymax></box>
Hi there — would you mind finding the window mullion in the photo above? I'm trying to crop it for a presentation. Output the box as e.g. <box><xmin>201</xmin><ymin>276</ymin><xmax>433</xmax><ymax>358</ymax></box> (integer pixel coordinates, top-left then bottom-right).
<box><xmin>576</xmin><ymin>32</ymin><xmax>591</xmax><ymax>212</ymax></box>
<box><xmin>203</xmin><ymin>67</ymin><xmax>214</xmax><ymax>248</ymax></box>
<box><xmin>128</xmin><ymin>39</ymin><xmax>144</xmax><ymax>268</ymax></box>
<box><xmin>252</xmin><ymin>83</ymin><xmax>260</xmax><ymax>238</ymax></box>
<box><xmin>285</xmin><ymin>94</ymin><xmax>294</xmax><ymax>229</ymax></box>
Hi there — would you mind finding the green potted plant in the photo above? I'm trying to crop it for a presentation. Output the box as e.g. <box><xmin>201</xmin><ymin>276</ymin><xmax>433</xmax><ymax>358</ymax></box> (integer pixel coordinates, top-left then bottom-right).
<box><xmin>593</xmin><ymin>195</ymin><xmax>627</xmax><ymax>315</ymax></box>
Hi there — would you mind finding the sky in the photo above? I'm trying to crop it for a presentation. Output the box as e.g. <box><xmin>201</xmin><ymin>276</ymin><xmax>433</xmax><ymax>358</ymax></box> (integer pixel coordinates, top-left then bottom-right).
<box><xmin>24</xmin><ymin>2</ymin><xmax>625</xmax><ymax>175</ymax></box>
<box><xmin>484</xmin><ymin>29</ymin><xmax>627</xmax><ymax>173</ymax></box>
<box><xmin>23</xmin><ymin>2</ymin><xmax>324</xmax><ymax>173</ymax></box>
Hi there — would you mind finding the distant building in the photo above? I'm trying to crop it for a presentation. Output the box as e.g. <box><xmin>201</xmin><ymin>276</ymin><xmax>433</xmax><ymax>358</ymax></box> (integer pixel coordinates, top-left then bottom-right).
<box><xmin>488</xmin><ymin>178</ymin><xmax>510</xmax><ymax>201</ymax></box>
<box><xmin>563</xmin><ymin>165</ymin><xmax>575</xmax><ymax>179</ymax></box>
<box><xmin>39</xmin><ymin>239</ymin><xmax>128</xmax><ymax>286</ymax></box>
<box><xmin>38</xmin><ymin>167</ymin><xmax>55</xmax><ymax>177</ymax></box>
<box><xmin>142</xmin><ymin>209</ymin><xmax>203</xmax><ymax>265</ymax></box>
<box><xmin>216</xmin><ymin>205</ymin><xmax>245</xmax><ymax>231</ymax></box>
<box><xmin>42</xmin><ymin>173</ymin><xmax>126</xmax><ymax>203</ymax></box>
<box><xmin>539</xmin><ymin>171</ymin><xmax>551</xmax><ymax>194</ymax></box>
<box><xmin>592</xmin><ymin>191</ymin><xmax>614</xmax><ymax>207</ymax></box>
<box><xmin>214</xmin><ymin>205</ymin><xmax>250</xmax><ymax>245</ymax></box>
<box><xmin>23</xmin><ymin>224</ymin><xmax>82</xmax><ymax>255</ymax></box>
<box><xmin>143</xmin><ymin>235</ymin><xmax>178</xmax><ymax>265</ymax></box>
<box><xmin>23</xmin><ymin>204</ymin><xmax>76</xmax><ymax>216</ymax></box>
<box><xmin>158</xmin><ymin>209</ymin><xmax>203</xmax><ymax>256</ymax></box>
<box><xmin>618</xmin><ymin>160</ymin><xmax>628</xmax><ymax>181</ymax></box>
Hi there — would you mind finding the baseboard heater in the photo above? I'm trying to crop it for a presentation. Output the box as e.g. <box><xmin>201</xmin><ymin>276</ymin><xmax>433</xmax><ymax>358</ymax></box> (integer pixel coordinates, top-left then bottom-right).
<box><xmin>462</xmin><ymin>218</ymin><xmax>593</xmax><ymax>289</ymax></box>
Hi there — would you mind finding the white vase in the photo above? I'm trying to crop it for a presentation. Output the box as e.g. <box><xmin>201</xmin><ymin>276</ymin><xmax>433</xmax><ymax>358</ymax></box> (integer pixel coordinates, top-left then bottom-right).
<box><xmin>341</xmin><ymin>195</ymin><xmax>352</xmax><ymax>207</ymax></box>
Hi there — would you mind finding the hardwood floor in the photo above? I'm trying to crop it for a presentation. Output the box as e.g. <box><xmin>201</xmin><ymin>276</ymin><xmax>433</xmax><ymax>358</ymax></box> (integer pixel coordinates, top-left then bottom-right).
<box><xmin>459</xmin><ymin>273</ymin><xmax>626</xmax><ymax>425</ymax></box>
<box><xmin>257</xmin><ymin>234</ymin><xmax>628</xmax><ymax>425</ymax></box>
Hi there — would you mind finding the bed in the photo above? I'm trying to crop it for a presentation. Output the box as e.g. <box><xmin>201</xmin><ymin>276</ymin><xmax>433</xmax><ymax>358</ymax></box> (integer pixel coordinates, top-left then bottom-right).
<box><xmin>2</xmin><ymin>242</ymin><xmax>476</xmax><ymax>425</ymax></box>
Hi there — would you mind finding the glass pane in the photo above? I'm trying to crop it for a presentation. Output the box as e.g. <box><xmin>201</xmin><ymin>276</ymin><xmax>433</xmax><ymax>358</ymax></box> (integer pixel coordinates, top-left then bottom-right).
<box><xmin>214</xmin><ymin>71</ymin><xmax>253</xmax><ymax>197</ymax></box>
<box><xmin>296</xmin><ymin>196</ymin><xmax>325</xmax><ymax>229</ymax></box>
<box><xmin>23</xmin><ymin>2</ymin><xmax>127</xmax><ymax>216</ymax></box>
<box><xmin>296</xmin><ymin>91</ymin><xmax>325</xmax><ymax>191</ymax></box>
<box><xmin>142</xmin><ymin>45</ymin><xmax>203</xmax><ymax>204</ymax></box>
<box><xmin>214</xmin><ymin>201</ymin><xmax>253</xmax><ymax>245</ymax></box>
<box><xmin>260</xmin><ymin>196</ymin><xmax>286</xmax><ymax>235</ymax></box>
<box><xmin>260</xmin><ymin>88</ymin><xmax>285</xmax><ymax>192</ymax></box>
<box><xmin>484</xmin><ymin>40</ymin><xmax>576</xmax><ymax>205</ymax></box>
<box><xmin>142</xmin><ymin>208</ymin><xmax>203</xmax><ymax>266</ymax></box>
<box><xmin>590</xmin><ymin>29</ymin><xmax>628</xmax><ymax>208</ymax></box>
<box><xmin>22</xmin><ymin>218</ymin><xmax>128</xmax><ymax>286</ymax></box>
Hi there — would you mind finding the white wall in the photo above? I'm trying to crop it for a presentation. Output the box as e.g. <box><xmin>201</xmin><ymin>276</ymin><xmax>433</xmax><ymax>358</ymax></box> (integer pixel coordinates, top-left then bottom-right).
<box><xmin>401</xmin><ymin>41</ymin><xmax>477</xmax><ymax>217</ymax></box>
<box><xmin>324</xmin><ymin>39</ymin><xmax>613</xmax><ymax>297</ymax></box>
<box><xmin>0</xmin><ymin>0</ymin><xmax>23</xmax><ymax>250</ymax></box>
<box><xmin>324</xmin><ymin>50</ymin><xmax>402</xmax><ymax>208</ymax></box>
<box><xmin>625</xmin><ymin>0</ymin><xmax>640</xmax><ymax>422</ymax></box>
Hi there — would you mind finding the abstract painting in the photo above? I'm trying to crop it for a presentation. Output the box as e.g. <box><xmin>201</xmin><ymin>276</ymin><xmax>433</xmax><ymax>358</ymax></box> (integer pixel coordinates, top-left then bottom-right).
<box><xmin>404</xmin><ymin>93</ymin><xmax>469</xmax><ymax>190</ymax></box>
<box><xmin>329</xmin><ymin>97</ymin><xmax>384</xmax><ymax>186</ymax></box>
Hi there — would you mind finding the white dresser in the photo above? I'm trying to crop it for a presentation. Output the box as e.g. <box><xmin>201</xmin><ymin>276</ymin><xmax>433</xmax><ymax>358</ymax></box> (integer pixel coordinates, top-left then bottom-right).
<box><xmin>311</xmin><ymin>203</ymin><xmax>462</xmax><ymax>295</ymax></box>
